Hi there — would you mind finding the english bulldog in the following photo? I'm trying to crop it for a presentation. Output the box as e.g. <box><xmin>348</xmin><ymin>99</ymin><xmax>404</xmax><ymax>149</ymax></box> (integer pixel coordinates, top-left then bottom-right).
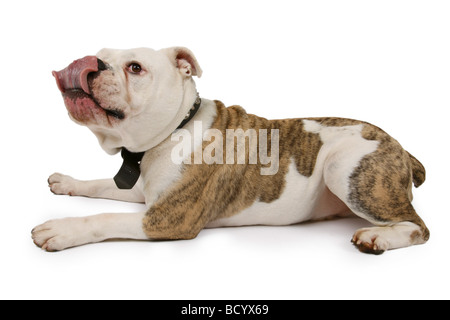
<box><xmin>31</xmin><ymin>47</ymin><xmax>429</xmax><ymax>254</ymax></box>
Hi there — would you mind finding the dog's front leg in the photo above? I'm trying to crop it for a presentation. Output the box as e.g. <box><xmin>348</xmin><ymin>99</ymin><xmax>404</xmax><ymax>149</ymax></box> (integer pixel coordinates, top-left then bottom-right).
<box><xmin>32</xmin><ymin>212</ymin><xmax>148</xmax><ymax>251</ymax></box>
<box><xmin>48</xmin><ymin>173</ymin><xmax>145</xmax><ymax>203</ymax></box>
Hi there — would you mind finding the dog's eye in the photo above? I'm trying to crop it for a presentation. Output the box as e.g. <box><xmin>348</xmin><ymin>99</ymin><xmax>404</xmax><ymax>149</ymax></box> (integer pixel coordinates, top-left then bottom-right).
<box><xmin>128</xmin><ymin>63</ymin><xmax>142</xmax><ymax>74</ymax></box>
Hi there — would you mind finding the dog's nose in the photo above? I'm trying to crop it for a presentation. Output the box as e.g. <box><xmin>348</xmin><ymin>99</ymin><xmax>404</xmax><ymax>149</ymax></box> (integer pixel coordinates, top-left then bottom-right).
<box><xmin>52</xmin><ymin>56</ymin><xmax>102</xmax><ymax>95</ymax></box>
<box><xmin>97</xmin><ymin>58</ymin><xmax>107</xmax><ymax>71</ymax></box>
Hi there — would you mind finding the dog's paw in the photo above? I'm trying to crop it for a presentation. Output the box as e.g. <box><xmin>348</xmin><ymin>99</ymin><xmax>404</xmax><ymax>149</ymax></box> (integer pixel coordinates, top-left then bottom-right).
<box><xmin>31</xmin><ymin>218</ymin><xmax>88</xmax><ymax>251</ymax></box>
<box><xmin>351</xmin><ymin>228</ymin><xmax>389</xmax><ymax>255</ymax></box>
<box><xmin>48</xmin><ymin>173</ymin><xmax>78</xmax><ymax>196</ymax></box>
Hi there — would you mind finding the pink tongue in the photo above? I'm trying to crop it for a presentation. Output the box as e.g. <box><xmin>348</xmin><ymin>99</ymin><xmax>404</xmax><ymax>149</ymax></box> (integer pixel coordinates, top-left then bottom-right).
<box><xmin>52</xmin><ymin>56</ymin><xmax>98</xmax><ymax>94</ymax></box>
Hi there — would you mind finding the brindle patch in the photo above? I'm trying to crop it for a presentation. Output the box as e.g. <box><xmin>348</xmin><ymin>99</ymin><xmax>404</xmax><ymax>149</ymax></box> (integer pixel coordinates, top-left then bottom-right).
<box><xmin>143</xmin><ymin>101</ymin><xmax>325</xmax><ymax>239</ymax></box>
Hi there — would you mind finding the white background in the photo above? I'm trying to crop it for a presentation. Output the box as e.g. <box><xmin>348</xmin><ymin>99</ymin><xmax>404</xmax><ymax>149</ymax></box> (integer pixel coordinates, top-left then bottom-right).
<box><xmin>1</xmin><ymin>0</ymin><xmax>449</xmax><ymax>300</ymax></box>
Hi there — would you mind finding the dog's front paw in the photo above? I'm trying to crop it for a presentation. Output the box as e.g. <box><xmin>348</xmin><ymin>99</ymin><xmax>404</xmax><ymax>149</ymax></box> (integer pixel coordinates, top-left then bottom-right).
<box><xmin>31</xmin><ymin>218</ymin><xmax>89</xmax><ymax>251</ymax></box>
<box><xmin>351</xmin><ymin>228</ymin><xmax>389</xmax><ymax>255</ymax></box>
<box><xmin>48</xmin><ymin>173</ymin><xmax>78</xmax><ymax>196</ymax></box>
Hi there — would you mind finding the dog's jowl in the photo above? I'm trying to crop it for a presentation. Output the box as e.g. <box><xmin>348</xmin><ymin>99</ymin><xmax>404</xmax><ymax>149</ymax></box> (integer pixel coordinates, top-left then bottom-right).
<box><xmin>32</xmin><ymin>47</ymin><xmax>429</xmax><ymax>254</ymax></box>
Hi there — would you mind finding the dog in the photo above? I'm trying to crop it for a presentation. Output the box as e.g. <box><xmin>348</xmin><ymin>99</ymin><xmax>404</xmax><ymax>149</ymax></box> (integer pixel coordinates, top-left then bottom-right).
<box><xmin>31</xmin><ymin>47</ymin><xmax>429</xmax><ymax>254</ymax></box>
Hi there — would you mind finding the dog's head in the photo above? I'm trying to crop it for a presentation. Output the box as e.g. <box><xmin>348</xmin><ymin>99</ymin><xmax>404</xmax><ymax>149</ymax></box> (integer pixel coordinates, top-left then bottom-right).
<box><xmin>53</xmin><ymin>47</ymin><xmax>202</xmax><ymax>154</ymax></box>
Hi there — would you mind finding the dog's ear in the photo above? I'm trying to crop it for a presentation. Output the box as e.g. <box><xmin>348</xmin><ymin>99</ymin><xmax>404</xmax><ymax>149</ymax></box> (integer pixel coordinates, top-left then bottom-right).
<box><xmin>163</xmin><ymin>47</ymin><xmax>203</xmax><ymax>78</ymax></box>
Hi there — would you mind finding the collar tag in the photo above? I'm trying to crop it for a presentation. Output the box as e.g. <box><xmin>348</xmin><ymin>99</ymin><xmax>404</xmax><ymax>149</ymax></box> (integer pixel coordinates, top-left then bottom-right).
<box><xmin>113</xmin><ymin>149</ymin><xmax>145</xmax><ymax>189</ymax></box>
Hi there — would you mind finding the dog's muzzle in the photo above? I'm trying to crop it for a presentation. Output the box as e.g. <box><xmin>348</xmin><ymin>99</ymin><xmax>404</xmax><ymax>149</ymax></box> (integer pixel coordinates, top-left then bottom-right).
<box><xmin>52</xmin><ymin>56</ymin><xmax>124</xmax><ymax>123</ymax></box>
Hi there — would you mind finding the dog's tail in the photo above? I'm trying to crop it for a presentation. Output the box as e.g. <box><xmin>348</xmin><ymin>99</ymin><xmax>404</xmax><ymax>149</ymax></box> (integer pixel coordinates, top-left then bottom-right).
<box><xmin>408</xmin><ymin>152</ymin><xmax>426</xmax><ymax>188</ymax></box>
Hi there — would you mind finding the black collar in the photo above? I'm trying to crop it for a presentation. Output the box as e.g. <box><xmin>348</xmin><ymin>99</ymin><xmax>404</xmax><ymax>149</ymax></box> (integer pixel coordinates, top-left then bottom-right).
<box><xmin>175</xmin><ymin>94</ymin><xmax>202</xmax><ymax>131</ymax></box>
<box><xmin>113</xmin><ymin>96</ymin><xmax>201</xmax><ymax>189</ymax></box>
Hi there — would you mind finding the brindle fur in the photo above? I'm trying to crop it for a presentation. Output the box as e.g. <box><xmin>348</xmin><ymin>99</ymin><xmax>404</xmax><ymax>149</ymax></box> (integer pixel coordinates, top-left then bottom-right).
<box><xmin>143</xmin><ymin>101</ymin><xmax>429</xmax><ymax>251</ymax></box>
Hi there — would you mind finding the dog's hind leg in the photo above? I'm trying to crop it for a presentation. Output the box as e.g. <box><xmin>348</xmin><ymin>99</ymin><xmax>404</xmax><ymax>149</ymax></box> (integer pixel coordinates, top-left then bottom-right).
<box><xmin>48</xmin><ymin>173</ymin><xmax>145</xmax><ymax>203</ymax></box>
<box><xmin>323</xmin><ymin>129</ymin><xmax>429</xmax><ymax>254</ymax></box>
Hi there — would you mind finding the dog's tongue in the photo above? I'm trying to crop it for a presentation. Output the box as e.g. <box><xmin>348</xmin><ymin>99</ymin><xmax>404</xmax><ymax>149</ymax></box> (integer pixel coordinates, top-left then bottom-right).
<box><xmin>52</xmin><ymin>56</ymin><xmax>98</xmax><ymax>94</ymax></box>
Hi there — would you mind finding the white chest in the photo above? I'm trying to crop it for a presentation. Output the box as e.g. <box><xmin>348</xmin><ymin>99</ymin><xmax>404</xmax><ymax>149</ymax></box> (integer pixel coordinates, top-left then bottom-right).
<box><xmin>141</xmin><ymin>141</ymin><xmax>184</xmax><ymax>207</ymax></box>
<box><xmin>140</xmin><ymin>100</ymin><xmax>217</xmax><ymax>207</ymax></box>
